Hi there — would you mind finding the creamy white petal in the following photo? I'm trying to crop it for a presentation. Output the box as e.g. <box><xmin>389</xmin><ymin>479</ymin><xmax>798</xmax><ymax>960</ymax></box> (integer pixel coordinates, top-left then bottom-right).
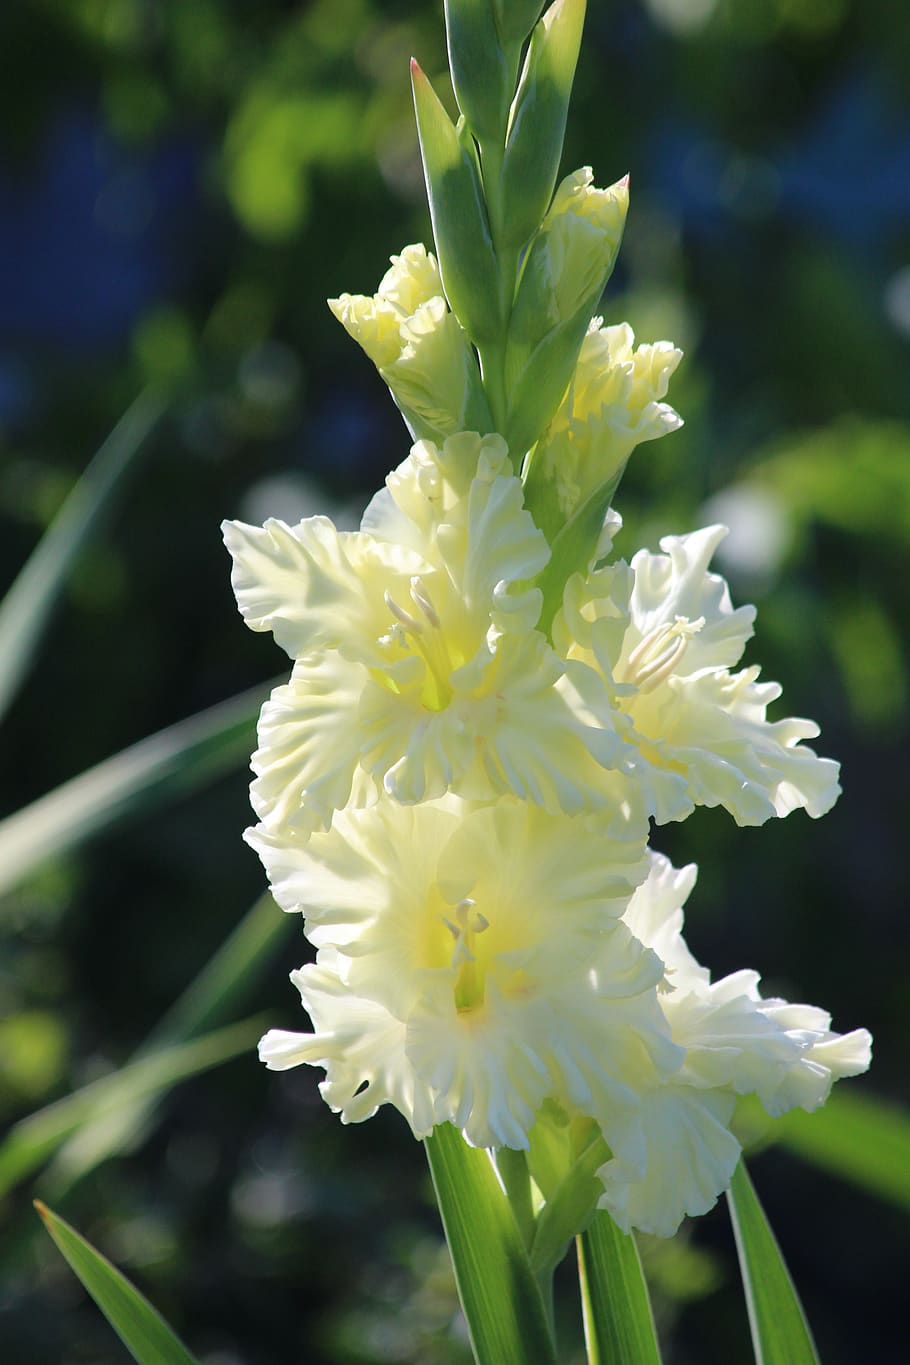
<box><xmin>249</xmin><ymin>654</ymin><xmax>371</xmax><ymax>835</ymax></box>
<box><xmin>598</xmin><ymin>1087</ymin><xmax>740</xmax><ymax>1237</ymax></box>
<box><xmin>223</xmin><ymin>517</ymin><xmax>427</xmax><ymax>661</ymax></box>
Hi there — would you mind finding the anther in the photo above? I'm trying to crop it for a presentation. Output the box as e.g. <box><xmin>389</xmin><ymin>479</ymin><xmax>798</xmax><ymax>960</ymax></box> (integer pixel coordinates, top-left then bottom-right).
<box><xmin>410</xmin><ymin>576</ymin><xmax>440</xmax><ymax>628</ymax></box>
<box><xmin>384</xmin><ymin>589</ymin><xmax>423</xmax><ymax>635</ymax></box>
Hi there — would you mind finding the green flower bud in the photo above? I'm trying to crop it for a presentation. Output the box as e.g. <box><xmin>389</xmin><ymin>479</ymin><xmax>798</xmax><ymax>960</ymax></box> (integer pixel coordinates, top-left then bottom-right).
<box><xmin>444</xmin><ymin>0</ymin><xmax>514</xmax><ymax>142</ymax></box>
<box><xmin>411</xmin><ymin>60</ymin><xmax>502</xmax><ymax>346</ymax></box>
<box><xmin>504</xmin><ymin>168</ymin><xmax>629</xmax><ymax>457</ymax></box>
<box><xmin>492</xmin><ymin>0</ymin><xmax>547</xmax><ymax>47</ymax></box>
<box><xmin>500</xmin><ymin>0</ymin><xmax>587</xmax><ymax>251</ymax></box>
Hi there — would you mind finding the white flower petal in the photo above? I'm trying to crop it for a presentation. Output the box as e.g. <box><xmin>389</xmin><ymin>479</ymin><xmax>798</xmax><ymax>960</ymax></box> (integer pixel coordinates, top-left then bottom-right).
<box><xmin>598</xmin><ymin>1087</ymin><xmax>740</xmax><ymax>1237</ymax></box>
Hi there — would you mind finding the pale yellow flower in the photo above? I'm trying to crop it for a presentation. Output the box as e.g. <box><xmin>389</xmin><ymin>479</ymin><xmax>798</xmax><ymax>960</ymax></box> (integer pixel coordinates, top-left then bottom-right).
<box><xmin>253</xmin><ymin>795</ymin><xmax>680</xmax><ymax>1148</ymax></box>
<box><xmin>555</xmin><ymin>524</ymin><xmax>841</xmax><ymax>825</ymax></box>
<box><xmin>224</xmin><ymin>432</ymin><xmax>626</xmax><ymax>833</ymax></box>
<box><xmin>595</xmin><ymin>853</ymin><xmax>871</xmax><ymax>1236</ymax></box>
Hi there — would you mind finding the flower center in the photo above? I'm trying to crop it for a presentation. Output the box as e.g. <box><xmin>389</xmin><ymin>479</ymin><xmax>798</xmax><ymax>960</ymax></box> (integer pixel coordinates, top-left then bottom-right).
<box><xmin>383</xmin><ymin>576</ymin><xmax>455</xmax><ymax>711</ymax></box>
<box><xmin>618</xmin><ymin>615</ymin><xmax>705</xmax><ymax>694</ymax></box>
<box><xmin>442</xmin><ymin>897</ymin><xmax>490</xmax><ymax>1013</ymax></box>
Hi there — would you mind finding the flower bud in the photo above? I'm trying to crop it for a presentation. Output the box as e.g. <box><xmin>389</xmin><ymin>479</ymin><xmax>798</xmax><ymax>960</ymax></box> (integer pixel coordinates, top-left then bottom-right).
<box><xmin>504</xmin><ymin>168</ymin><xmax>629</xmax><ymax>457</ymax></box>
<box><xmin>524</xmin><ymin>320</ymin><xmax>683</xmax><ymax>543</ymax></box>
<box><xmin>329</xmin><ymin>244</ymin><xmax>493</xmax><ymax>441</ymax></box>
<box><xmin>500</xmin><ymin>0</ymin><xmax>587</xmax><ymax>251</ymax></box>
<box><xmin>444</xmin><ymin>0</ymin><xmax>513</xmax><ymax>142</ymax></box>
<box><xmin>411</xmin><ymin>60</ymin><xmax>502</xmax><ymax>346</ymax></box>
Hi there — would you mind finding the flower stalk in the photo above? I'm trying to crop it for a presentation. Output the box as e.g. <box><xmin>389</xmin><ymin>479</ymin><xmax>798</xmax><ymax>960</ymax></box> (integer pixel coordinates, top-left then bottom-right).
<box><xmin>224</xmin><ymin>1</ymin><xmax>872</xmax><ymax>1361</ymax></box>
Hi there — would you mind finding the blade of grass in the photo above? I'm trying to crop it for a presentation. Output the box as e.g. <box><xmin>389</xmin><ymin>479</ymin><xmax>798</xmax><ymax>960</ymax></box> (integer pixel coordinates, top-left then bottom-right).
<box><xmin>727</xmin><ymin>1159</ymin><xmax>819</xmax><ymax>1365</ymax></box>
<box><xmin>35</xmin><ymin>1201</ymin><xmax>200</xmax><ymax>1365</ymax></box>
<box><xmin>44</xmin><ymin>894</ymin><xmax>293</xmax><ymax>1194</ymax></box>
<box><xmin>776</xmin><ymin>1089</ymin><xmax>910</xmax><ymax>1212</ymax></box>
<box><xmin>0</xmin><ymin>389</ymin><xmax>166</xmax><ymax>721</ymax></box>
<box><xmin>577</xmin><ymin>1211</ymin><xmax>662</xmax><ymax>1365</ymax></box>
<box><xmin>0</xmin><ymin>679</ymin><xmax>277</xmax><ymax>903</ymax></box>
<box><xmin>0</xmin><ymin>1016</ymin><xmax>263</xmax><ymax>1198</ymax></box>
<box><xmin>425</xmin><ymin>1124</ymin><xmax>558</xmax><ymax>1365</ymax></box>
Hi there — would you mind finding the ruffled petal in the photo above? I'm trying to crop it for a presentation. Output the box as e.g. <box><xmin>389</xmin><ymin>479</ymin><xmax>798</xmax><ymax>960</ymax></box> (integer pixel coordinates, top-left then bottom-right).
<box><xmin>249</xmin><ymin>653</ymin><xmax>371</xmax><ymax>835</ymax></box>
<box><xmin>598</xmin><ymin>1087</ymin><xmax>740</xmax><ymax>1237</ymax></box>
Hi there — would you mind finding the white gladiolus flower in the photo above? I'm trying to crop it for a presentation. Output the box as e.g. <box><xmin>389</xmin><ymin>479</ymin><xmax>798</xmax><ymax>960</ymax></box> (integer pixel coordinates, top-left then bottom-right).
<box><xmin>253</xmin><ymin>796</ymin><xmax>682</xmax><ymax>1148</ymax></box>
<box><xmin>555</xmin><ymin>524</ymin><xmax>842</xmax><ymax>825</ymax></box>
<box><xmin>595</xmin><ymin>853</ymin><xmax>872</xmax><ymax>1237</ymax></box>
<box><xmin>224</xmin><ymin>432</ymin><xmax>627</xmax><ymax>832</ymax></box>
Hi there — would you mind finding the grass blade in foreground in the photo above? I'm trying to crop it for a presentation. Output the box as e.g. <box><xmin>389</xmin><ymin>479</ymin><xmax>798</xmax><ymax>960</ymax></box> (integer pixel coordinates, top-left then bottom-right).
<box><xmin>577</xmin><ymin>1210</ymin><xmax>661</xmax><ymax>1365</ymax></box>
<box><xmin>0</xmin><ymin>389</ymin><xmax>166</xmax><ymax>722</ymax></box>
<box><xmin>727</xmin><ymin>1159</ymin><xmax>819</xmax><ymax>1365</ymax></box>
<box><xmin>35</xmin><ymin>1201</ymin><xmax>200</xmax><ymax>1365</ymax></box>
<box><xmin>424</xmin><ymin>1124</ymin><xmax>558</xmax><ymax>1365</ymax></box>
<box><xmin>0</xmin><ymin>679</ymin><xmax>275</xmax><ymax>902</ymax></box>
<box><xmin>0</xmin><ymin>1017</ymin><xmax>262</xmax><ymax>1198</ymax></box>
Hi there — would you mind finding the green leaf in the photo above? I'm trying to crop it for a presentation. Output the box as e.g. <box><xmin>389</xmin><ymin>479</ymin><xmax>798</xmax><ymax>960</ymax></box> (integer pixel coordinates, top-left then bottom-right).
<box><xmin>0</xmin><ymin>679</ymin><xmax>274</xmax><ymax>903</ymax></box>
<box><xmin>0</xmin><ymin>389</ymin><xmax>166</xmax><ymax>723</ymax></box>
<box><xmin>36</xmin><ymin>1201</ymin><xmax>200</xmax><ymax>1365</ymax></box>
<box><xmin>776</xmin><ymin>1089</ymin><xmax>910</xmax><ymax>1212</ymax></box>
<box><xmin>532</xmin><ymin>468</ymin><xmax>623</xmax><ymax>637</ymax></box>
<box><xmin>727</xmin><ymin>1159</ymin><xmax>819</xmax><ymax>1365</ymax></box>
<box><xmin>0</xmin><ymin>1017</ymin><xmax>262</xmax><ymax>1199</ymax></box>
<box><xmin>42</xmin><ymin>895</ymin><xmax>292</xmax><ymax>1195</ymax></box>
<box><xmin>424</xmin><ymin>1124</ymin><xmax>558</xmax><ymax>1365</ymax></box>
<box><xmin>411</xmin><ymin>60</ymin><xmax>502</xmax><ymax>346</ymax></box>
<box><xmin>500</xmin><ymin>0</ymin><xmax>586</xmax><ymax>250</ymax></box>
<box><xmin>577</xmin><ymin>1211</ymin><xmax>662</xmax><ymax>1365</ymax></box>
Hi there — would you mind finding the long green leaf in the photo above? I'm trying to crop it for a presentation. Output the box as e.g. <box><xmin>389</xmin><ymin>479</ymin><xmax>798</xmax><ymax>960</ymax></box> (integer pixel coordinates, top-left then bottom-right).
<box><xmin>0</xmin><ymin>389</ymin><xmax>166</xmax><ymax>722</ymax></box>
<box><xmin>0</xmin><ymin>679</ymin><xmax>276</xmax><ymax>903</ymax></box>
<box><xmin>776</xmin><ymin>1089</ymin><xmax>910</xmax><ymax>1212</ymax></box>
<box><xmin>727</xmin><ymin>1159</ymin><xmax>819</xmax><ymax>1365</ymax></box>
<box><xmin>0</xmin><ymin>1017</ymin><xmax>262</xmax><ymax>1198</ymax></box>
<box><xmin>44</xmin><ymin>895</ymin><xmax>292</xmax><ymax>1194</ymax></box>
<box><xmin>424</xmin><ymin>1124</ymin><xmax>558</xmax><ymax>1365</ymax></box>
<box><xmin>36</xmin><ymin>1201</ymin><xmax>200</xmax><ymax>1365</ymax></box>
<box><xmin>577</xmin><ymin>1211</ymin><xmax>661</xmax><ymax>1365</ymax></box>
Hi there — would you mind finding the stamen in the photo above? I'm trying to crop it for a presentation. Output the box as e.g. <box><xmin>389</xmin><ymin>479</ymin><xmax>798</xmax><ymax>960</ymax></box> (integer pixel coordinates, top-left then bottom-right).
<box><xmin>410</xmin><ymin>576</ymin><xmax>440</xmax><ymax>628</ymax></box>
<box><xmin>384</xmin><ymin>589</ymin><xmax>423</xmax><ymax>635</ymax></box>
<box><xmin>621</xmin><ymin>615</ymin><xmax>705</xmax><ymax>694</ymax></box>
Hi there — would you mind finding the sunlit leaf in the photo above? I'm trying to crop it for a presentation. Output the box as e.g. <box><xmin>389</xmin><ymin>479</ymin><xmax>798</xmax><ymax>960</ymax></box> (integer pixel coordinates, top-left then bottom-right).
<box><xmin>424</xmin><ymin>1124</ymin><xmax>558</xmax><ymax>1365</ymax></box>
<box><xmin>0</xmin><ymin>389</ymin><xmax>166</xmax><ymax>722</ymax></box>
<box><xmin>727</xmin><ymin>1159</ymin><xmax>819</xmax><ymax>1365</ymax></box>
<box><xmin>0</xmin><ymin>680</ymin><xmax>275</xmax><ymax>903</ymax></box>
<box><xmin>35</xmin><ymin>1201</ymin><xmax>200</xmax><ymax>1365</ymax></box>
<box><xmin>577</xmin><ymin>1211</ymin><xmax>662</xmax><ymax>1365</ymax></box>
<box><xmin>777</xmin><ymin>1089</ymin><xmax>910</xmax><ymax>1213</ymax></box>
<box><xmin>0</xmin><ymin>1017</ymin><xmax>262</xmax><ymax>1199</ymax></box>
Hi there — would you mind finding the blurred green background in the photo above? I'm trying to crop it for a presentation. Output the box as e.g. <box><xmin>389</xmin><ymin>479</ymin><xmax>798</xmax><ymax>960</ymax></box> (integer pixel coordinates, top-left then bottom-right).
<box><xmin>1</xmin><ymin>0</ymin><xmax>908</xmax><ymax>1361</ymax></box>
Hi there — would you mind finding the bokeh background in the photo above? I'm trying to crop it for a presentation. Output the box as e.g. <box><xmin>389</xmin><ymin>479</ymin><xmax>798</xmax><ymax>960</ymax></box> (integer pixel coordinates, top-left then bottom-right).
<box><xmin>1</xmin><ymin>0</ymin><xmax>908</xmax><ymax>1361</ymax></box>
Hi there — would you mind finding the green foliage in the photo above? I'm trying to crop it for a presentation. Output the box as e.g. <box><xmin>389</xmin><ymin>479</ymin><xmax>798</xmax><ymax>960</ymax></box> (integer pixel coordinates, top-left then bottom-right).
<box><xmin>424</xmin><ymin>1125</ymin><xmax>558</xmax><ymax>1365</ymax></box>
<box><xmin>577</xmin><ymin>1213</ymin><xmax>662</xmax><ymax>1365</ymax></box>
<box><xmin>727</xmin><ymin>1161</ymin><xmax>819</xmax><ymax>1365</ymax></box>
<box><xmin>36</xmin><ymin>1201</ymin><xmax>200</xmax><ymax>1365</ymax></box>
